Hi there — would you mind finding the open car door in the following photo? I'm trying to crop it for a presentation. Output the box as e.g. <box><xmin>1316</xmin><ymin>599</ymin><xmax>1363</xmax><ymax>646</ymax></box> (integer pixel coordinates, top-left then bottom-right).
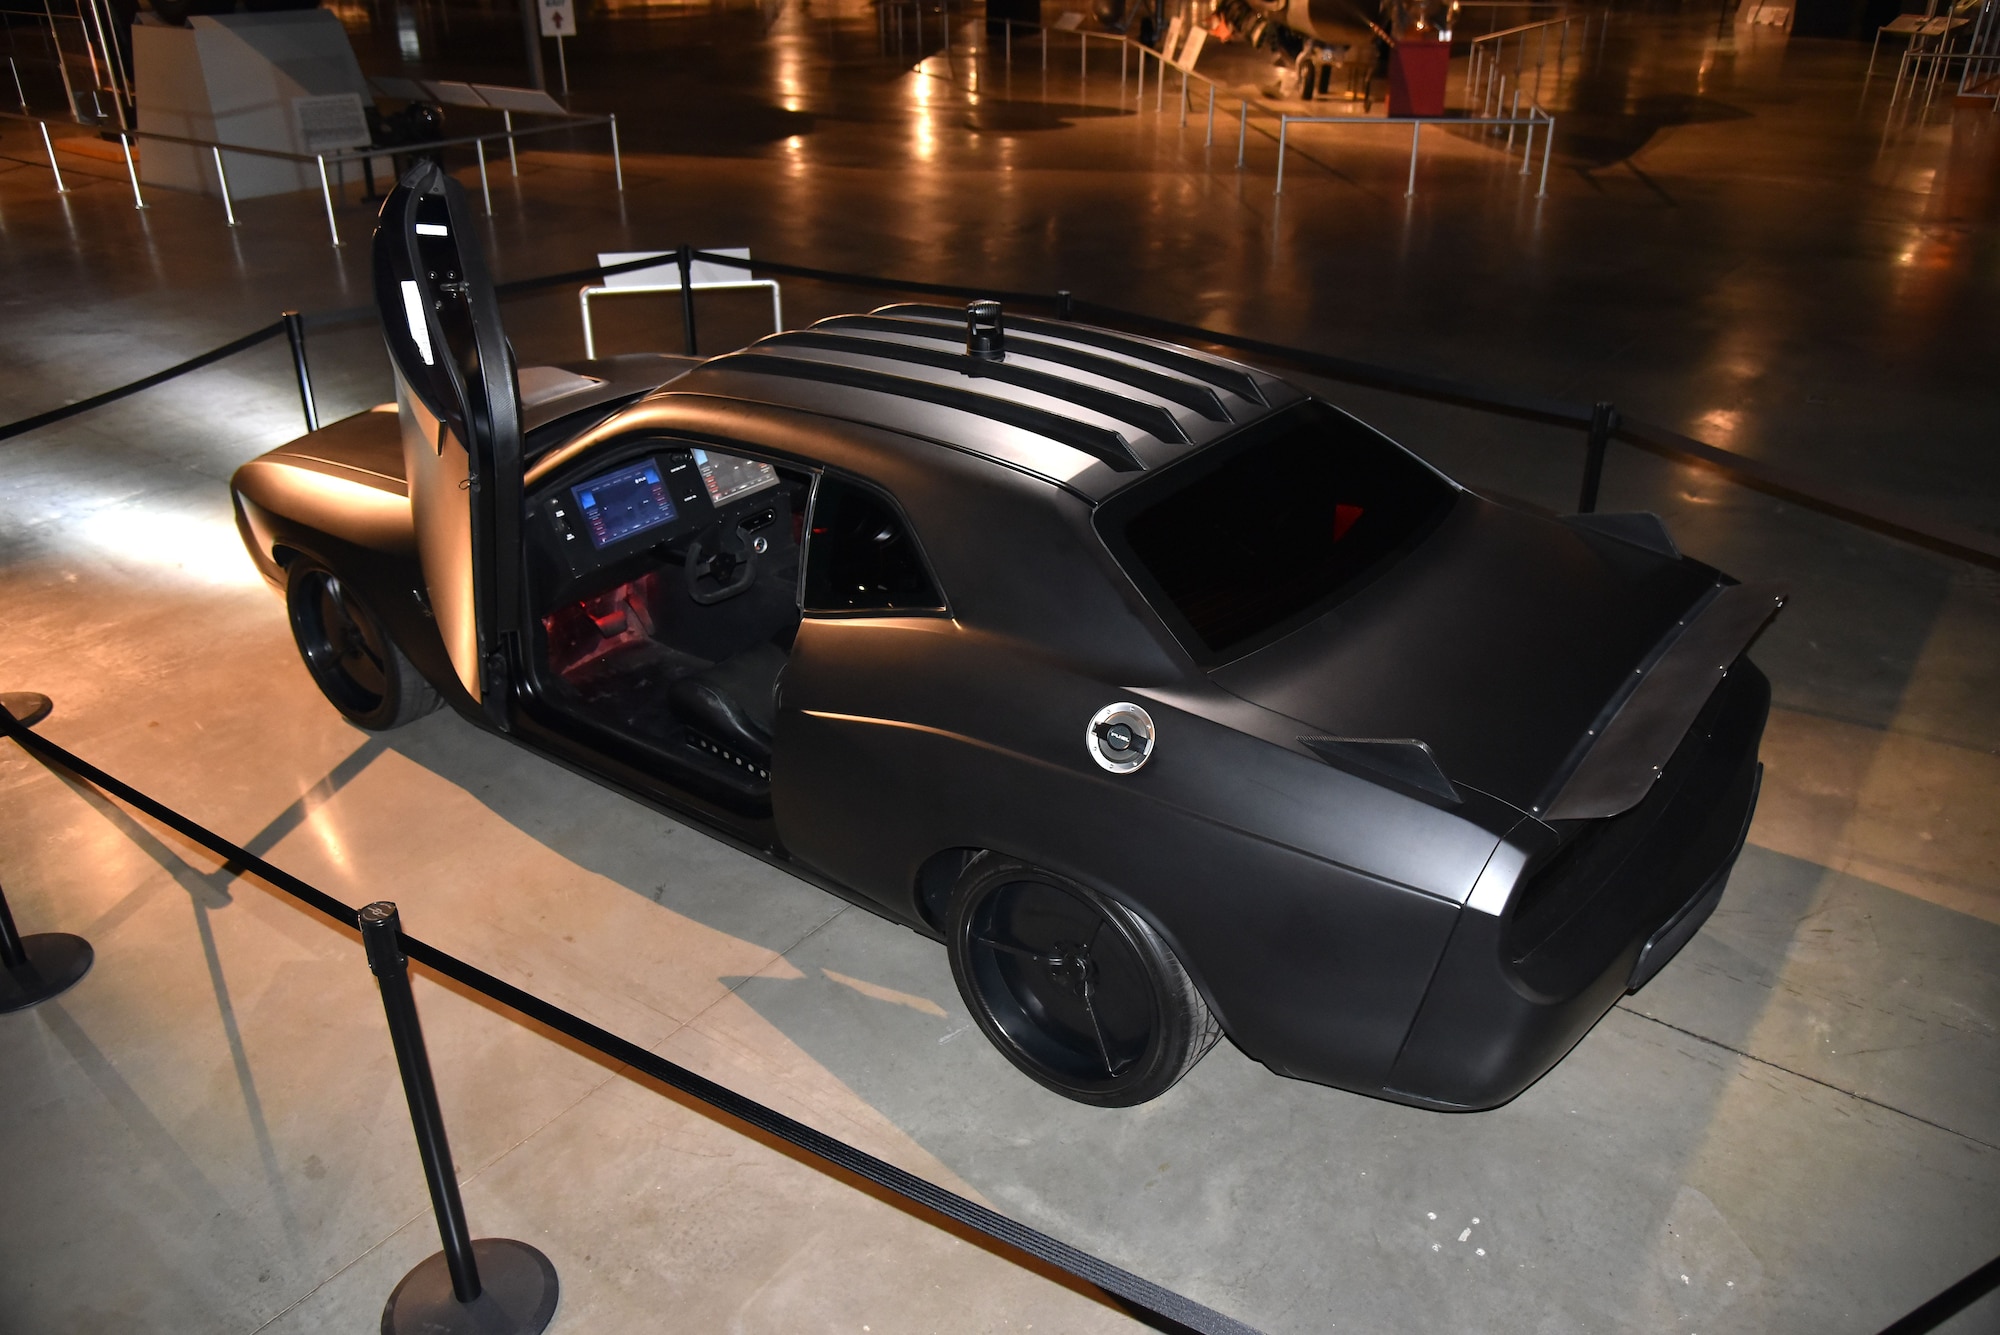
<box><xmin>373</xmin><ymin>161</ymin><xmax>524</xmax><ymax>729</ymax></box>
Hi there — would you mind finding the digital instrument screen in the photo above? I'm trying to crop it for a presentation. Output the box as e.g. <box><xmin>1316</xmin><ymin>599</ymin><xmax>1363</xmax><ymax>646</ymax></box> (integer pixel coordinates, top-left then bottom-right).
<box><xmin>571</xmin><ymin>458</ymin><xmax>678</xmax><ymax>549</ymax></box>
<box><xmin>693</xmin><ymin>448</ymin><xmax>780</xmax><ymax>506</ymax></box>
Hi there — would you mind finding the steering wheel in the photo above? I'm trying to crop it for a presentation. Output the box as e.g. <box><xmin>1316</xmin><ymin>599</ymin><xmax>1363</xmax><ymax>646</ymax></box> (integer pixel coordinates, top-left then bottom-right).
<box><xmin>685</xmin><ymin>524</ymin><xmax>758</xmax><ymax>605</ymax></box>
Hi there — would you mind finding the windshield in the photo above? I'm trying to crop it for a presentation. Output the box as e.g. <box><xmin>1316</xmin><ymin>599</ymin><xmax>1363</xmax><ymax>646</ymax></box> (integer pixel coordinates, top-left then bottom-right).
<box><xmin>1097</xmin><ymin>401</ymin><xmax>1457</xmax><ymax>663</ymax></box>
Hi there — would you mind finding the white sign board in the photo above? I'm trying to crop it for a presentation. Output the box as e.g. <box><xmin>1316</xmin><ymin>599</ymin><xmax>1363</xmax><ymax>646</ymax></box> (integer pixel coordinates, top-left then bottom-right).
<box><xmin>539</xmin><ymin>0</ymin><xmax>575</xmax><ymax>38</ymax></box>
<box><xmin>597</xmin><ymin>248</ymin><xmax>753</xmax><ymax>289</ymax></box>
<box><xmin>292</xmin><ymin>92</ymin><xmax>371</xmax><ymax>153</ymax></box>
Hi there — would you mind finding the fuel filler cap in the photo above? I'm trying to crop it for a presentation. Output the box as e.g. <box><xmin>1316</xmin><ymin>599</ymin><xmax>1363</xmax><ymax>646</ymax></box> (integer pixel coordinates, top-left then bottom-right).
<box><xmin>1087</xmin><ymin>702</ymin><xmax>1155</xmax><ymax>774</ymax></box>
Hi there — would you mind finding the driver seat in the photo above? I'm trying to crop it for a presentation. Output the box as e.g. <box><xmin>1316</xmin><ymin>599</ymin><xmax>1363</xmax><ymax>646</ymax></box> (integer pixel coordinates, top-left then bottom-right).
<box><xmin>669</xmin><ymin>642</ymin><xmax>787</xmax><ymax>780</ymax></box>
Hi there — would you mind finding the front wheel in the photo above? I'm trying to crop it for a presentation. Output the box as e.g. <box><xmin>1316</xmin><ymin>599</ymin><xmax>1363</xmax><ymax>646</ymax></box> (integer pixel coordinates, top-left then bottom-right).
<box><xmin>946</xmin><ymin>857</ymin><xmax>1221</xmax><ymax>1107</ymax></box>
<box><xmin>285</xmin><ymin>560</ymin><xmax>438</xmax><ymax>730</ymax></box>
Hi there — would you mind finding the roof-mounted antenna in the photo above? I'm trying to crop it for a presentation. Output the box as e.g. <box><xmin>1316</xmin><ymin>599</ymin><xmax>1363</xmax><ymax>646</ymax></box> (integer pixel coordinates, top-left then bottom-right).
<box><xmin>966</xmin><ymin>300</ymin><xmax>1004</xmax><ymax>361</ymax></box>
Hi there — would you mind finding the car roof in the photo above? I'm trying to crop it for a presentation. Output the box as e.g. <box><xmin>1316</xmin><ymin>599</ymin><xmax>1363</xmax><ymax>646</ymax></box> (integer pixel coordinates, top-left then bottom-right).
<box><xmin>660</xmin><ymin>303</ymin><xmax>1304</xmax><ymax>502</ymax></box>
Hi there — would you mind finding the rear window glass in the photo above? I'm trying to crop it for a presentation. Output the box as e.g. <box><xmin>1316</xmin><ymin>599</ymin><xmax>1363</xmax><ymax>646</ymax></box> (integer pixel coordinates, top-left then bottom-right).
<box><xmin>1100</xmin><ymin>402</ymin><xmax>1456</xmax><ymax>661</ymax></box>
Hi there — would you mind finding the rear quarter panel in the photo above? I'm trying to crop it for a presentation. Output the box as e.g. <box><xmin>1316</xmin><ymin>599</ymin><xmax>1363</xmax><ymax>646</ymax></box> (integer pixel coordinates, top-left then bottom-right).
<box><xmin>773</xmin><ymin>614</ymin><xmax>1503</xmax><ymax>1094</ymax></box>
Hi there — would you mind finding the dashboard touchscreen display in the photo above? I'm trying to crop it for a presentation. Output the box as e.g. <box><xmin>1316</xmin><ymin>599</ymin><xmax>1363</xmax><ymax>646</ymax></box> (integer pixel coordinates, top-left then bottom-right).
<box><xmin>571</xmin><ymin>458</ymin><xmax>678</xmax><ymax>549</ymax></box>
<box><xmin>693</xmin><ymin>448</ymin><xmax>780</xmax><ymax>506</ymax></box>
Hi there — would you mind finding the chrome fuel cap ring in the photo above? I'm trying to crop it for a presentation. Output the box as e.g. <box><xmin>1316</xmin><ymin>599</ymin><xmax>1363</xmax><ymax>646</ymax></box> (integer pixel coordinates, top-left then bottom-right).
<box><xmin>1087</xmin><ymin>702</ymin><xmax>1155</xmax><ymax>774</ymax></box>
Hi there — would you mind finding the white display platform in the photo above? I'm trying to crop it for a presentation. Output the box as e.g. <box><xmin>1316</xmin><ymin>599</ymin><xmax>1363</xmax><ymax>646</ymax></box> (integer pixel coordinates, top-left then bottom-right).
<box><xmin>134</xmin><ymin>10</ymin><xmax>371</xmax><ymax>199</ymax></box>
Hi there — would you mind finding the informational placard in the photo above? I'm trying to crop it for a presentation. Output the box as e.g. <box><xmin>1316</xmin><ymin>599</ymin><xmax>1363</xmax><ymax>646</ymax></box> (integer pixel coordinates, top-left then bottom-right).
<box><xmin>291</xmin><ymin>92</ymin><xmax>371</xmax><ymax>153</ymax></box>
<box><xmin>539</xmin><ymin>0</ymin><xmax>575</xmax><ymax>38</ymax></box>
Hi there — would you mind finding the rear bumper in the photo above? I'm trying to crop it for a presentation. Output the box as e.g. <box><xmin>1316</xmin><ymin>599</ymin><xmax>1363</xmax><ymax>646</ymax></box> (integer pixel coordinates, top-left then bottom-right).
<box><xmin>1378</xmin><ymin>660</ymin><xmax>1769</xmax><ymax>1110</ymax></box>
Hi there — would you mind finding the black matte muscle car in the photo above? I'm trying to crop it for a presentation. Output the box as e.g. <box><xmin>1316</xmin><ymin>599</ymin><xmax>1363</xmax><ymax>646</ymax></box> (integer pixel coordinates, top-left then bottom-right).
<box><xmin>231</xmin><ymin>164</ymin><xmax>1782</xmax><ymax>1108</ymax></box>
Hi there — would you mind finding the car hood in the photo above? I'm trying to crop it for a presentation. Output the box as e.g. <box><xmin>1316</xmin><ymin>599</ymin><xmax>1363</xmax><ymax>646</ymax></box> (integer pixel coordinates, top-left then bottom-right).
<box><xmin>1207</xmin><ymin>495</ymin><xmax>1726</xmax><ymax>815</ymax></box>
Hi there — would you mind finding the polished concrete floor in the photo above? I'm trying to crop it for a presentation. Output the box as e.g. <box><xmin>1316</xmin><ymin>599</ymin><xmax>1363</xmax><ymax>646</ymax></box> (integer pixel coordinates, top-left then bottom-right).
<box><xmin>2</xmin><ymin>1</ymin><xmax>1998</xmax><ymax>1331</ymax></box>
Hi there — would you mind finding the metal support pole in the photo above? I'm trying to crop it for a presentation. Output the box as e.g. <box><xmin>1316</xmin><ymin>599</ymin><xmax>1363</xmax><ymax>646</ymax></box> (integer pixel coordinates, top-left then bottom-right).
<box><xmin>1137</xmin><ymin>41</ymin><xmax>1145</xmax><ymax>103</ymax></box>
<box><xmin>475</xmin><ymin>136</ymin><xmax>492</xmax><ymax>214</ymax></box>
<box><xmin>504</xmin><ymin>110</ymin><xmax>518</xmax><ymax>174</ymax></box>
<box><xmin>677</xmin><ymin>244</ymin><xmax>698</xmax><ymax>355</ymax></box>
<box><xmin>1274</xmin><ymin>115</ymin><xmax>1288</xmax><ymax>193</ymax></box>
<box><xmin>1236</xmin><ymin>98</ymin><xmax>1247</xmax><ymax>167</ymax></box>
<box><xmin>360</xmin><ymin>903</ymin><xmax>481</xmax><ymax>1306</ymax></box>
<box><xmin>1179</xmin><ymin>68</ymin><xmax>1188</xmax><ymax>125</ymax></box>
<box><xmin>1539</xmin><ymin>112</ymin><xmax>1553</xmax><ymax>196</ymax></box>
<box><xmin>1406</xmin><ymin>120</ymin><xmax>1420</xmax><ymax>196</ymax></box>
<box><xmin>1577</xmin><ymin>401</ymin><xmax>1617</xmax><ymax>512</ymax></box>
<box><xmin>358</xmin><ymin>905</ymin><xmax>557</xmax><ymax>1335</ymax></box>
<box><xmin>1156</xmin><ymin>50</ymin><xmax>1164</xmax><ymax>110</ymax></box>
<box><xmin>9</xmin><ymin>55</ymin><xmax>28</xmax><ymax>111</ymax></box>
<box><xmin>0</xmin><ymin>872</ymin><xmax>93</xmax><ymax>1014</ymax></box>
<box><xmin>518</xmin><ymin>0</ymin><xmax>547</xmax><ymax>90</ymax></box>
<box><xmin>211</xmin><ymin>146</ymin><xmax>237</xmax><ymax>225</ymax></box>
<box><xmin>0</xmin><ymin>878</ymin><xmax>28</xmax><ymax>970</ymax></box>
<box><xmin>283</xmin><ymin>311</ymin><xmax>319</xmax><ymax>433</ymax></box>
<box><xmin>317</xmin><ymin>154</ymin><xmax>342</xmax><ymax>247</ymax></box>
<box><xmin>38</xmin><ymin>121</ymin><xmax>68</xmax><ymax>192</ymax></box>
<box><xmin>1206</xmin><ymin>82</ymin><xmax>1214</xmax><ymax>145</ymax></box>
<box><xmin>1122</xmin><ymin>38</ymin><xmax>1128</xmax><ymax>99</ymax></box>
<box><xmin>1506</xmin><ymin>87</ymin><xmax>1519</xmax><ymax>150</ymax></box>
<box><xmin>555</xmin><ymin>32</ymin><xmax>568</xmax><ymax>97</ymax></box>
<box><xmin>0</xmin><ymin>693</ymin><xmax>95</xmax><ymax>1015</ymax></box>
<box><xmin>1520</xmin><ymin>114</ymin><xmax>1534</xmax><ymax>173</ymax></box>
<box><xmin>119</xmin><ymin>133</ymin><xmax>144</xmax><ymax>208</ymax></box>
<box><xmin>609</xmin><ymin>112</ymin><xmax>624</xmax><ymax>191</ymax></box>
<box><xmin>46</xmin><ymin>9</ymin><xmax>79</xmax><ymax>124</ymax></box>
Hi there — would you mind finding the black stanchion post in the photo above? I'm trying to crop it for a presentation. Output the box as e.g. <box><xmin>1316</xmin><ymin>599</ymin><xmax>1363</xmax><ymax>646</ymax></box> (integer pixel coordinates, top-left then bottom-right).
<box><xmin>359</xmin><ymin>902</ymin><xmax>558</xmax><ymax>1335</ymax></box>
<box><xmin>1057</xmin><ymin>288</ymin><xmax>1073</xmax><ymax>319</ymax></box>
<box><xmin>2</xmin><ymin>691</ymin><xmax>94</xmax><ymax>1014</ymax></box>
<box><xmin>1577</xmin><ymin>400</ymin><xmax>1617</xmax><ymax>514</ymax></box>
<box><xmin>676</xmin><ymin>244</ymin><xmax>699</xmax><ymax>356</ymax></box>
<box><xmin>283</xmin><ymin>311</ymin><xmax>320</xmax><ymax>434</ymax></box>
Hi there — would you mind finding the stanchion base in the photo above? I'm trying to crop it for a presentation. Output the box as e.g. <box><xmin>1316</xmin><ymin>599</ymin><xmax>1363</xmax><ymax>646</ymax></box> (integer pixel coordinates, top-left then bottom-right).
<box><xmin>1</xmin><ymin>933</ymin><xmax>94</xmax><ymax>1012</ymax></box>
<box><xmin>2</xmin><ymin>692</ymin><xmax>53</xmax><ymax>727</ymax></box>
<box><xmin>382</xmin><ymin>1238</ymin><xmax>558</xmax><ymax>1335</ymax></box>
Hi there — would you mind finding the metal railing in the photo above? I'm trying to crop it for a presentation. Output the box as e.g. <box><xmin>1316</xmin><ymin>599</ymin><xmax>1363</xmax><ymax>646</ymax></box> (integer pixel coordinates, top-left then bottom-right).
<box><xmin>963</xmin><ymin>17</ymin><xmax>1558</xmax><ymax>193</ymax></box>
<box><xmin>0</xmin><ymin>108</ymin><xmax>623</xmax><ymax>246</ymax></box>
<box><xmin>1957</xmin><ymin>0</ymin><xmax>2000</xmax><ymax>102</ymax></box>
<box><xmin>1274</xmin><ymin>106</ymin><xmax>1556</xmax><ymax>196</ymax></box>
<box><xmin>1467</xmin><ymin>12</ymin><xmax>1583</xmax><ymax>119</ymax></box>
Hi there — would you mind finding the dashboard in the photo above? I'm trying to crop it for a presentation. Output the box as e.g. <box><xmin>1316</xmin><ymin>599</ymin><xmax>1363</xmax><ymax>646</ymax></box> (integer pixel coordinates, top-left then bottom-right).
<box><xmin>531</xmin><ymin>444</ymin><xmax>785</xmax><ymax>584</ymax></box>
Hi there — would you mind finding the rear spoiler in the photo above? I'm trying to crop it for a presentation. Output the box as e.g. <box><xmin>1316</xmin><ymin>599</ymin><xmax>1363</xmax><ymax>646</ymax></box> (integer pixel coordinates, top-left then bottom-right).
<box><xmin>1536</xmin><ymin>581</ymin><xmax>1786</xmax><ymax>821</ymax></box>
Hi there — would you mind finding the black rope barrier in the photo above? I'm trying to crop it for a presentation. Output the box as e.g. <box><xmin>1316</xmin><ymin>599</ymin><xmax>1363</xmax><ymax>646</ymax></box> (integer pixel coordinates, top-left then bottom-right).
<box><xmin>1</xmin><ymin>245</ymin><xmax>1995</xmax><ymax>572</ymax></box>
<box><xmin>0</xmin><ymin>320</ymin><xmax>285</xmax><ymax>445</ymax></box>
<box><xmin>0</xmin><ymin>706</ymin><xmax>1262</xmax><ymax>1335</ymax></box>
<box><xmin>1876</xmin><ymin>1254</ymin><xmax>2000</xmax><ymax>1335</ymax></box>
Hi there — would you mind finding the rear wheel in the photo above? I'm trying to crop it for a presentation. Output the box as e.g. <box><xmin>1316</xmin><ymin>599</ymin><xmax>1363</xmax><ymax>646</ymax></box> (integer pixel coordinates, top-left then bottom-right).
<box><xmin>946</xmin><ymin>857</ymin><xmax>1221</xmax><ymax>1107</ymax></box>
<box><xmin>286</xmin><ymin>560</ymin><xmax>438</xmax><ymax>730</ymax></box>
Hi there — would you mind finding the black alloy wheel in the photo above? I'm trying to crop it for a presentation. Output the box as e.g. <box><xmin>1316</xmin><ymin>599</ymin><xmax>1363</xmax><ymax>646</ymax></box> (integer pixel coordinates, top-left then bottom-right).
<box><xmin>285</xmin><ymin>560</ymin><xmax>438</xmax><ymax>731</ymax></box>
<box><xmin>946</xmin><ymin>857</ymin><xmax>1221</xmax><ymax>1107</ymax></box>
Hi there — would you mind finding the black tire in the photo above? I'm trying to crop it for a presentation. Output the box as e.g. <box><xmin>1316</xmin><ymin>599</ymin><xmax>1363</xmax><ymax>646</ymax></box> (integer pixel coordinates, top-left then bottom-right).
<box><xmin>946</xmin><ymin>857</ymin><xmax>1221</xmax><ymax>1107</ymax></box>
<box><xmin>285</xmin><ymin>560</ymin><xmax>439</xmax><ymax>731</ymax></box>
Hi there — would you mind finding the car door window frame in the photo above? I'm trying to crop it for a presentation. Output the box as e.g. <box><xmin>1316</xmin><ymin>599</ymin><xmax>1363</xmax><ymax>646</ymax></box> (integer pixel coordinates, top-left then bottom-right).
<box><xmin>800</xmin><ymin>471</ymin><xmax>950</xmax><ymax>619</ymax></box>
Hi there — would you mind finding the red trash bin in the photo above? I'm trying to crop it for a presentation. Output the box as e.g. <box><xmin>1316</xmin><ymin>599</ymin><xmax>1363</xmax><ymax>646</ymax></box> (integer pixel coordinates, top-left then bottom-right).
<box><xmin>1387</xmin><ymin>39</ymin><xmax>1451</xmax><ymax>117</ymax></box>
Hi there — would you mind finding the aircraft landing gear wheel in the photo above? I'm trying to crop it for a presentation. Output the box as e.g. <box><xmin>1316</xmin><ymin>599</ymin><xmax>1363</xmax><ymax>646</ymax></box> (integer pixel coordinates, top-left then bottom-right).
<box><xmin>946</xmin><ymin>857</ymin><xmax>1221</xmax><ymax>1107</ymax></box>
<box><xmin>286</xmin><ymin>560</ymin><xmax>439</xmax><ymax>731</ymax></box>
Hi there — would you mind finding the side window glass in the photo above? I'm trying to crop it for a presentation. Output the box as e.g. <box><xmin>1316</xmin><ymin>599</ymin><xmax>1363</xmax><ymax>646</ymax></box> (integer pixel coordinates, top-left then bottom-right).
<box><xmin>803</xmin><ymin>477</ymin><xmax>944</xmax><ymax>614</ymax></box>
